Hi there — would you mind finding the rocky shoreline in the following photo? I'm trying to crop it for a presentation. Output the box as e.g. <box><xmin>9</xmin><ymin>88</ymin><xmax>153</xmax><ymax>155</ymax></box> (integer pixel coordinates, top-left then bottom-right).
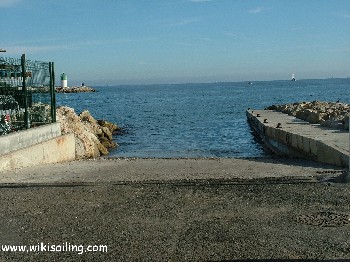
<box><xmin>55</xmin><ymin>86</ymin><xmax>96</xmax><ymax>93</ymax></box>
<box><xmin>56</xmin><ymin>106</ymin><xmax>120</xmax><ymax>159</ymax></box>
<box><xmin>265</xmin><ymin>101</ymin><xmax>350</xmax><ymax>130</ymax></box>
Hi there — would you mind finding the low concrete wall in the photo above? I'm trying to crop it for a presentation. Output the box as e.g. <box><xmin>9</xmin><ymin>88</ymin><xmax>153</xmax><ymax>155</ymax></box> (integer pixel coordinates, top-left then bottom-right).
<box><xmin>247</xmin><ymin>109</ymin><xmax>349</xmax><ymax>167</ymax></box>
<box><xmin>0</xmin><ymin>123</ymin><xmax>62</xmax><ymax>156</ymax></box>
<box><xmin>0</xmin><ymin>133</ymin><xmax>76</xmax><ymax>171</ymax></box>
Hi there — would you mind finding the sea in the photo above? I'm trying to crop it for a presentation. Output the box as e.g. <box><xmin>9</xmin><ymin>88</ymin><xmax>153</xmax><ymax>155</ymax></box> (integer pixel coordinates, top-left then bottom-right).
<box><xmin>56</xmin><ymin>78</ymin><xmax>350</xmax><ymax>158</ymax></box>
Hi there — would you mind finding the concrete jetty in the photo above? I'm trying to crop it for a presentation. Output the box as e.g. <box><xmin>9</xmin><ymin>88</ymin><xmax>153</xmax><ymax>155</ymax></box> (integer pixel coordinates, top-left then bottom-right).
<box><xmin>247</xmin><ymin>109</ymin><xmax>349</xmax><ymax>167</ymax></box>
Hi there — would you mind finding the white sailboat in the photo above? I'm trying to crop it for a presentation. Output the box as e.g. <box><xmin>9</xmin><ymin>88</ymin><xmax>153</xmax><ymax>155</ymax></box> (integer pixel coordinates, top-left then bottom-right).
<box><xmin>291</xmin><ymin>73</ymin><xmax>296</xmax><ymax>81</ymax></box>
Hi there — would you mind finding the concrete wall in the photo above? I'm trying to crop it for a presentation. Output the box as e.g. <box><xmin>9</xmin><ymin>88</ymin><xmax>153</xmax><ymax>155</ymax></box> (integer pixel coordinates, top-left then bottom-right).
<box><xmin>0</xmin><ymin>123</ymin><xmax>62</xmax><ymax>156</ymax></box>
<box><xmin>0</xmin><ymin>123</ymin><xmax>76</xmax><ymax>171</ymax></box>
<box><xmin>247</xmin><ymin>109</ymin><xmax>349</xmax><ymax>167</ymax></box>
<box><xmin>0</xmin><ymin>133</ymin><xmax>76</xmax><ymax>172</ymax></box>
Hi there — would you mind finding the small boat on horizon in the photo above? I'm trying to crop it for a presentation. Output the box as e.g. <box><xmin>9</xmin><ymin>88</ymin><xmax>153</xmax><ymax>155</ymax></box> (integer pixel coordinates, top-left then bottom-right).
<box><xmin>291</xmin><ymin>74</ymin><xmax>296</xmax><ymax>81</ymax></box>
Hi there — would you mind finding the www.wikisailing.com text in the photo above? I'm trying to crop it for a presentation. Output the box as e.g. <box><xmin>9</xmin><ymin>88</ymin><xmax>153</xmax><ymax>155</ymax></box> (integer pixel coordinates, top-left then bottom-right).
<box><xmin>1</xmin><ymin>242</ymin><xmax>108</xmax><ymax>255</ymax></box>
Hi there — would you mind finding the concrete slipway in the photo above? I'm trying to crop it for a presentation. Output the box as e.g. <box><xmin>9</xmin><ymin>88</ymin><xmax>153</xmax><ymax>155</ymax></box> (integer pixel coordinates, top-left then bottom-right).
<box><xmin>247</xmin><ymin>109</ymin><xmax>349</xmax><ymax>168</ymax></box>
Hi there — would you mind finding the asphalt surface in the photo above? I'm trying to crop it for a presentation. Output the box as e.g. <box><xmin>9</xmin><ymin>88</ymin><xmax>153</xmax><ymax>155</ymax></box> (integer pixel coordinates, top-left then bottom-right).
<box><xmin>0</xmin><ymin>157</ymin><xmax>349</xmax><ymax>261</ymax></box>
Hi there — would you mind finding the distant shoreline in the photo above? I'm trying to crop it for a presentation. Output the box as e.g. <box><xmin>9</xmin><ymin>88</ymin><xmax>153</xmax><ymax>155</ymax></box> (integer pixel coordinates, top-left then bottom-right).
<box><xmin>92</xmin><ymin>77</ymin><xmax>350</xmax><ymax>88</ymax></box>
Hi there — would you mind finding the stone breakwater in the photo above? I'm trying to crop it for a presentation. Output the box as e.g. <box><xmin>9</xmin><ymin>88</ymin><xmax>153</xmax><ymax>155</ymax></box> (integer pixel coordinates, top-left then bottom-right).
<box><xmin>56</xmin><ymin>106</ymin><xmax>120</xmax><ymax>159</ymax></box>
<box><xmin>55</xmin><ymin>86</ymin><xmax>96</xmax><ymax>93</ymax></box>
<box><xmin>265</xmin><ymin>101</ymin><xmax>350</xmax><ymax>130</ymax></box>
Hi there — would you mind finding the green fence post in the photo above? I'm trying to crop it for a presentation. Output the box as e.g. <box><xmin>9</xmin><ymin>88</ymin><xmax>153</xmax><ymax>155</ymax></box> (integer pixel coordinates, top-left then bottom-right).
<box><xmin>21</xmin><ymin>54</ymin><xmax>29</xmax><ymax>129</ymax></box>
<box><xmin>49</xmin><ymin>62</ymin><xmax>56</xmax><ymax>123</ymax></box>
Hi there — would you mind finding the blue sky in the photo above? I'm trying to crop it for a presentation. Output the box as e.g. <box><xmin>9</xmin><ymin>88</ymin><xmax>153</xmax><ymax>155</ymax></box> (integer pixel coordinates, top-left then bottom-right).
<box><xmin>1</xmin><ymin>0</ymin><xmax>350</xmax><ymax>85</ymax></box>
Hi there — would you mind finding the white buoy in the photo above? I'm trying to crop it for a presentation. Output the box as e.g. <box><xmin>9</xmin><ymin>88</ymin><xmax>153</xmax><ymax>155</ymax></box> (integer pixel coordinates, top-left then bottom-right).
<box><xmin>60</xmin><ymin>72</ymin><xmax>68</xmax><ymax>88</ymax></box>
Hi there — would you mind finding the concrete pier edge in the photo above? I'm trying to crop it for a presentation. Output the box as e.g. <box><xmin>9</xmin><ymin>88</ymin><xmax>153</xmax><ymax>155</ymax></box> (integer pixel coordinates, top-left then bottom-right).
<box><xmin>247</xmin><ymin>109</ymin><xmax>349</xmax><ymax>168</ymax></box>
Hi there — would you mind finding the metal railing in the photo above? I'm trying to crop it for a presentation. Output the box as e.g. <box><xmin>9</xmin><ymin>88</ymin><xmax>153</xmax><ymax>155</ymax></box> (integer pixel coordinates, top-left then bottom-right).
<box><xmin>0</xmin><ymin>54</ymin><xmax>55</xmax><ymax>135</ymax></box>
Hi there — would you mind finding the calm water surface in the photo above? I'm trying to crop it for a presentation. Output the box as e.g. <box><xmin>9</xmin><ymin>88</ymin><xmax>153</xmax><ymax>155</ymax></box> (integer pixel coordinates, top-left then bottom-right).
<box><xmin>56</xmin><ymin>78</ymin><xmax>350</xmax><ymax>158</ymax></box>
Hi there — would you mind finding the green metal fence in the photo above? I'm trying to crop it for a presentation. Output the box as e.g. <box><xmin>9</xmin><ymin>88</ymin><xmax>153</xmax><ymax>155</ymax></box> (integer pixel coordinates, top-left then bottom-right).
<box><xmin>0</xmin><ymin>54</ymin><xmax>55</xmax><ymax>135</ymax></box>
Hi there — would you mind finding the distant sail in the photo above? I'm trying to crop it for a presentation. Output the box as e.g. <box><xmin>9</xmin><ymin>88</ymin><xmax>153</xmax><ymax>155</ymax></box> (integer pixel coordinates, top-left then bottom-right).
<box><xmin>291</xmin><ymin>74</ymin><xmax>296</xmax><ymax>81</ymax></box>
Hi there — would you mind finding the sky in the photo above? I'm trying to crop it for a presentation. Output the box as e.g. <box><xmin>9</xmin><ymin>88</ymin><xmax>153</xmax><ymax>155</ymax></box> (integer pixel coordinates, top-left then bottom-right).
<box><xmin>1</xmin><ymin>0</ymin><xmax>350</xmax><ymax>85</ymax></box>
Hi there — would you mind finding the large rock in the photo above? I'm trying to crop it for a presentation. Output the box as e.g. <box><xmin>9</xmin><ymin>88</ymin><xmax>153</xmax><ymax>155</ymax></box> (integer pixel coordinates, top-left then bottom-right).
<box><xmin>79</xmin><ymin>110</ymin><xmax>103</xmax><ymax>136</ymax></box>
<box><xmin>56</xmin><ymin>106</ymin><xmax>119</xmax><ymax>159</ymax></box>
<box><xmin>265</xmin><ymin>101</ymin><xmax>350</xmax><ymax>130</ymax></box>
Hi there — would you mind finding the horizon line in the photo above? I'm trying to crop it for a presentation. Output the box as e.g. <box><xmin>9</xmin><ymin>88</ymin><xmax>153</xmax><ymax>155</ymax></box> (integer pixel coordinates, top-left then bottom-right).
<box><xmin>88</xmin><ymin>77</ymin><xmax>349</xmax><ymax>87</ymax></box>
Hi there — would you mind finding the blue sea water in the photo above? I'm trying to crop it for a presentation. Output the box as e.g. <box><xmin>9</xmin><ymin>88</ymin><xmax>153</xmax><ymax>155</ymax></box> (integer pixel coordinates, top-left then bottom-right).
<box><xmin>56</xmin><ymin>78</ymin><xmax>350</xmax><ymax>158</ymax></box>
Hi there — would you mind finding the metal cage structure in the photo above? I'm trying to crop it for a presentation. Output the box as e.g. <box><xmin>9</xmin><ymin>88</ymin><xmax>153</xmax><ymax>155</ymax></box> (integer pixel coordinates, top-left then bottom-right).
<box><xmin>0</xmin><ymin>54</ymin><xmax>55</xmax><ymax>135</ymax></box>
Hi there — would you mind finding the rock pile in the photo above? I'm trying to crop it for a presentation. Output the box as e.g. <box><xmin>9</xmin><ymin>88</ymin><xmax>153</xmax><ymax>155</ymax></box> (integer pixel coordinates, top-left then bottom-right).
<box><xmin>56</xmin><ymin>106</ymin><xmax>120</xmax><ymax>159</ymax></box>
<box><xmin>265</xmin><ymin>101</ymin><xmax>350</xmax><ymax>130</ymax></box>
<box><xmin>56</xmin><ymin>86</ymin><xmax>96</xmax><ymax>93</ymax></box>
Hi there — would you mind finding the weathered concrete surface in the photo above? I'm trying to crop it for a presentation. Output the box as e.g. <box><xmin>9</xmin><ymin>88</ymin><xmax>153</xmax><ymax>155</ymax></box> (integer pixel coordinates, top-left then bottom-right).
<box><xmin>0</xmin><ymin>133</ymin><xmax>75</xmax><ymax>171</ymax></box>
<box><xmin>0</xmin><ymin>158</ymin><xmax>348</xmax><ymax>260</ymax></box>
<box><xmin>0</xmin><ymin>163</ymin><xmax>349</xmax><ymax>261</ymax></box>
<box><xmin>247</xmin><ymin>109</ymin><xmax>349</xmax><ymax>167</ymax></box>
<box><xmin>0</xmin><ymin>157</ymin><xmax>342</xmax><ymax>184</ymax></box>
<box><xmin>0</xmin><ymin>123</ymin><xmax>61</xmax><ymax>156</ymax></box>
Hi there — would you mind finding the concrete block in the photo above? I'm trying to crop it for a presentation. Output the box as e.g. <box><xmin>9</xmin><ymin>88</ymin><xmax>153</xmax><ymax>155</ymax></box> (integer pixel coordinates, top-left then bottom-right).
<box><xmin>291</xmin><ymin>134</ymin><xmax>299</xmax><ymax>149</ymax></box>
<box><xmin>302</xmin><ymin>136</ymin><xmax>311</xmax><ymax>154</ymax></box>
<box><xmin>285</xmin><ymin>132</ymin><xmax>292</xmax><ymax>146</ymax></box>
<box><xmin>309</xmin><ymin>139</ymin><xmax>317</xmax><ymax>156</ymax></box>
<box><xmin>0</xmin><ymin>134</ymin><xmax>76</xmax><ymax>172</ymax></box>
<box><xmin>268</xmin><ymin>126</ymin><xmax>275</xmax><ymax>139</ymax></box>
<box><xmin>297</xmin><ymin>135</ymin><xmax>304</xmax><ymax>151</ymax></box>
<box><xmin>275</xmin><ymin>129</ymin><xmax>285</xmax><ymax>143</ymax></box>
<box><xmin>0</xmin><ymin>123</ymin><xmax>61</xmax><ymax>156</ymax></box>
<box><xmin>322</xmin><ymin>141</ymin><xmax>349</xmax><ymax>167</ymax></box>
<box><xmin>316</xmin><ymin>142</ymin><xmax>336</xmax><ymax>166</ymax></box>
<box><xmin>257</xmin><ymin>121</ymin><xmax>263</xmax><ymax>132</ymax></box>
